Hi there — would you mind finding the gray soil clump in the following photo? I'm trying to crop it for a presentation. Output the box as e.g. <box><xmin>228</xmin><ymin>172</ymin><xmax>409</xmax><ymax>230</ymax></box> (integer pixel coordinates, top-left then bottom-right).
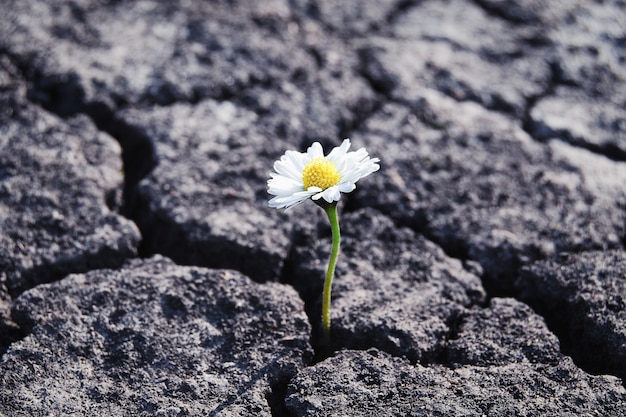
<box><xmin>520</xmin><ymin>251</ymin><xmax>626</xmax><ymax>381</ymax></box>
<box><xmin>286</xmin><ymin>298</ymin><xmax>626</xmax><ymax>416</ymax></box>
<box><xmin>0</xmin><ymin>99</ymin><xmax>140</xmax><ymax>296</ymax></box>
<box><xmin>0</xmin><ymin>62</ymin><xmax>139</xmax><ymax>355</ymax></box>
<box><xmin>286</xmin><ymin>348</ymin><xmax>626</xmax><ymax>417</ymax></box>
<box><xmin>0</xmin><ymin>256</ymin><xmax>312</xmax><ymax>416</ymax></box>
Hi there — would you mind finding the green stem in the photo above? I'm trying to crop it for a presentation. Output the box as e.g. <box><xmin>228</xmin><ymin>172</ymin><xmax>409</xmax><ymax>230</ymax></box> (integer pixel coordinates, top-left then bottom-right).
<box><xmin>322</xmin><ymin>203</ymin><xmax>341</xmax><ymax>349</ymax></box>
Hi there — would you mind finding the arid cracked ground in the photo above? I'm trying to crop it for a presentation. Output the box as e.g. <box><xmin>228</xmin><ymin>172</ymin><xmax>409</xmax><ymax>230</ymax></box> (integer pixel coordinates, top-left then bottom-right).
<box><xmin>1</xmin><ymin>1</ymin><xmax>625</xmax><ymax>416</ymax></box>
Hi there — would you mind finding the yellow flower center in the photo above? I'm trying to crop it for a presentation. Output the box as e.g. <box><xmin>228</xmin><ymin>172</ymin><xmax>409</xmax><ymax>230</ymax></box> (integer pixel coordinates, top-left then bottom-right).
<box><xmin>302</xmin><ymin>157</ymin><xmax>340</xmax><ymax>190</ymax></box>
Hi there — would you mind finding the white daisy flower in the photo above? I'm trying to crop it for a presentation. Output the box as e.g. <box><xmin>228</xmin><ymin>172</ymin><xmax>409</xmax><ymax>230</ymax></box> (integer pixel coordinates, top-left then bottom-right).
<box><xmin>268</xmin><ymin>139</ymin><xmax>380</xmax><ymax>211</ymax></box>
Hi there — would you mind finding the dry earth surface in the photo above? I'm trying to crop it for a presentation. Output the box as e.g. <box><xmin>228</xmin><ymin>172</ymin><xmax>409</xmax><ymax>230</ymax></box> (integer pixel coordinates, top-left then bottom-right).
<box><xmin>1</xmin><ymin>0</ymin><xmax>625</xmax><ymax>416</ymax></box>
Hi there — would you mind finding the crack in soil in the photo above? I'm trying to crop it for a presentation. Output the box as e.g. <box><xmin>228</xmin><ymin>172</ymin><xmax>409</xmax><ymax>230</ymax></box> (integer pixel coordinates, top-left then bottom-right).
<box><xmin>470</xmin><ymin>0</ymin><xmax>541</xmax><ymax>25</ymax></box>
<box><xmin>385</xmin><ymin>0</ymin><xmax>423</xmax><ymax>26</ymax></box>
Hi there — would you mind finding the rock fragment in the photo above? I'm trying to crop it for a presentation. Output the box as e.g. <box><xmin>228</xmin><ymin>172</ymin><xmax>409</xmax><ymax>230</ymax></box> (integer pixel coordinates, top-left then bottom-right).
<box><xmin>530</xmin><ymin>86</ymin><xmax>626</xmax><ymax>158</ymax></box>
<box><xmin>520</xmin><ymin>250</ymin><xmax>626</xmax><ymax>381</ymax></box>
<box><xmin>286</xmin><ymin>348</ymin><xmax>626</xmax><ymax>417</ymax></box>
<box><xmin>0</xmin><ymin>94</ymin><xmax>140</xmax><ymax>297</ymax></box>
<box><xmin>286</xmin><ymin>298</ymin><xmax>626</xmax><ymax>416</ymax></box>
<box><xmin>445</xmin><ymin>298</ymin><xmax>562</xmax><ymax>367</ymax></box>
<box><xmin>0</xmin><ymin>256</ymin><xmax>312</xmax><ymax>416</ymax></box>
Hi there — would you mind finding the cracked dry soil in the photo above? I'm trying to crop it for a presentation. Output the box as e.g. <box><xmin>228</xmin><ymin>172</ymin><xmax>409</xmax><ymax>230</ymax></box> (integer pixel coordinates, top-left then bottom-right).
<box><xmin>1</xmin><ymin>1</ymin><xmax>626</xmax><ymax>416</ymax></box>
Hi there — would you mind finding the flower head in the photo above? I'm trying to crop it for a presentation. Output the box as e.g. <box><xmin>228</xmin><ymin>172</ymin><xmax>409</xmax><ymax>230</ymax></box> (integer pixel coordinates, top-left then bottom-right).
<box><xmin>268</xmin><ymin>139</ymin><xmax>380</xmax><ymax>211</ymax></box>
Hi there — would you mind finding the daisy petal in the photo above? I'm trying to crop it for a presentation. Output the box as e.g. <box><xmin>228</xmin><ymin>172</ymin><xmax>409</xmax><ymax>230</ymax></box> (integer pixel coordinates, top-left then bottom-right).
<box><xmin>267</xmin><ymin>177</ymin><xmax>304</xmax><ymax>197</ymax></box>
<box><xmin>287</xmin><ymin>149</ymin><xmax>308</xmax><ymax>172</ymax></box>
<box><xmin>337</xmin><ymin>182</ymin><xmax>356</xmax><ymax>193</ymax></box>
<box><xmin>313</xmin><ymin>186</ymin><xmax>341</xmax><ymax>203</ymax></box>
<box><xmin>274</xmin><ymin>159</ymin><xmax>302</xmax><ymax>181</ymax></box>
<box><xmin>326</xmin><ymin>139</ymin><xmax>351</xmax><ymax>163</ymax></box>
<box><xmin>307</xmin><ymin>142</ymin><xmax>324</xmax><ymax>160</ymax></box>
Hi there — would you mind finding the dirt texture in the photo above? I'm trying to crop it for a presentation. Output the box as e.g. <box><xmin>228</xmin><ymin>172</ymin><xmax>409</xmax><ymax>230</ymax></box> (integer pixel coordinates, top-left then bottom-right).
<box><xmin>1</xmin><ymin>0</ymin><xmax>625</xmax><ymax>416</ymax></box>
